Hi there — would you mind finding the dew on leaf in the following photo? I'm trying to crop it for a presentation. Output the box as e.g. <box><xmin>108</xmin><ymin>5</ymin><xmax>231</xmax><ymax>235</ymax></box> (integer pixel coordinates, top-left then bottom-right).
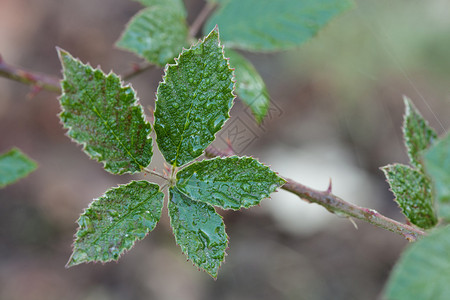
<box><xmin>198</xmin><ymin>229</ymin><xmax>212</xmax><ymax>248</ymax></box>
<box><xmin>242</xmin><ymin>183</ymin><xmax>251</xmax><ymax>192</ymax></box>
<box><xmin>70</xmin><ymin>250</ymin><xmax>88</xmax><ymax>265</ymax></box>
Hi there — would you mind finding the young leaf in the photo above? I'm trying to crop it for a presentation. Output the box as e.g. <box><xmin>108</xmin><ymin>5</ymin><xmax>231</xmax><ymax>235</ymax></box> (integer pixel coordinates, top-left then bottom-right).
<box><xmin>58</xmin><ymin>49</ymin><xmax>153</xmax><ymax>174</ymax></box>
<box><xmin>226</xmin><ymin>49</ymin><xmax>270</xmax><ymax>123</ymax></box>
<box><xmin>168</xmin><ymin>187</ymin><xmax>228</xmax><ymax>278</ymax></box>
<box><xmin>0</xmin><ymin>148</ymin><xmax>37</xmax><ymax>188</ymax></box>
<box><xmin>67</xmin><ymin>181</ymin><xmax>164</xmax><ymax>267</ymax></box>
<box><xmin>382</xmin><ymin>164</ymin><xmax>437</xmax><ymax>229</ymax></box>
<box><xmin>384</xmin><ymin>225</ymin><xmax>450</xmax><ymax>300</ymax></box>
<box><xmin>204</xmin><ymin>0</ymin><xmax>353</xmax><ymax>51</ymax></box>
<box><xmin>116</xmin><ymin>0</ymin><xmax>188</xmax><ymax>66</ymax></box>
<box><xmin>424</xmin><ymin>132</ymin><xmax>450</xmax><ymax>222</ymax></box>
<box><xmin>176</xmin><ymin>156</ymin><xmax>285</xmax><ymax>210</ymax></box>
<box><xmin>154</xmin><ymin>27</ymin><xmax>235</xmax><ymax>167</ymax></box>
<box><xmin>403</xmin><ymin>96</ymin><xmax>438</xmax><ymax>170</ymax></box>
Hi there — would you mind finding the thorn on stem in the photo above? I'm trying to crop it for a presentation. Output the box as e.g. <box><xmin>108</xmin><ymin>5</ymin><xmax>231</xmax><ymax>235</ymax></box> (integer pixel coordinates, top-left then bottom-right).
<box><xmin>22</xmin><ymin>71</ymin><xmax>36</xmax><ymax>82</ymax></box>
<box><xmin>348</xmin><ymin>217</ymin><xmax>358</xmax><ymax>230</ymax></box>
<box><xmin>326</xmin><ymin>178</ymin><xmax>332</xmax><ymax>194</ymax></box>
<box><xmin>27</xmin><ymin>85</ymin><xmax>42</xmax><ymax>99</ymax></box>
<box><xmin>131</xmin><ymin>62</ymin><xmax>140</xmax><ymax>72</ymax></box>
<box><xmin>146</xmin><ymin>105</ymin><xmax>154</xmax><ymax>123</ymax></box>
<box><xmin>225</xmin><ymin>138</ymin><xmax>235</xmax><ymax>156</ymax></box>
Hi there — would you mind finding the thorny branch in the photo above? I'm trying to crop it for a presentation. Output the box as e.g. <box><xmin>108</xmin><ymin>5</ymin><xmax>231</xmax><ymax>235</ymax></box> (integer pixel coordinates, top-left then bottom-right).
<box><xmin>205</xmin><ymin>146</ymin><xmax>425</xmax><ymax>242</ymax></box>
<box><xmin>0</xmin><ymin>53</ymin><xmax>426</xmax><ymax>242</ymax></box>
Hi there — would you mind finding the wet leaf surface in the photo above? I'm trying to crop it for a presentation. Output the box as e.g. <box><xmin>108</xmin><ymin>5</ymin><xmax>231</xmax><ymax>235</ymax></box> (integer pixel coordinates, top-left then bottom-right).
<box><xmin>168</xmin><ymin>187</ymin><xmax>228</xmax><ymax>278</ymax></box>
<box><xmin>58</xmin><ymin>49</ymin><xmax>153</xmax><ymax>174</ymax></box>
<box><xmin>403</xmin><ymin>97</ymin><xmax>437</xmax><ymax>170</ymax></box>
<box><xmin>382</xmin><ymin>164</ymin><xmax>437</xmax><ymax>229</ymax></box>
<box><xmin>67</xmin><ymin>181</ymin><xmax>164</xmax><ymax>267</ymax></box>
<box><xmin>176</xmin><ymin>156</ymin><xmax>285</xmax><ymax>210</ymax></box>
<box><xmin>154</xmin><ymin>27</ymin><xmax>235</xmax><ymax>167</ymax></box>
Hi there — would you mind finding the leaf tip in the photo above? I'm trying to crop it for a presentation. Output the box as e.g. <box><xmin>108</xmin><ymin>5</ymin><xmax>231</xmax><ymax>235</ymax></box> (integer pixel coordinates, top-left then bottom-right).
<box><xmin>65</xmin><ymin>249</ymin><xmax>85</xmax><ymax>268</ymax></box>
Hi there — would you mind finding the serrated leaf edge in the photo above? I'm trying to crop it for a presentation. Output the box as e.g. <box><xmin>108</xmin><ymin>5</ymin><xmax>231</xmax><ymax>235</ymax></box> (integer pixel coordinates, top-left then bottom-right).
<box><xmin>402</xmin><ymin>96</ymin><xmax>437</xmax><ymax>169</ymax></box>
<box><xmin>66</xmin><ymin>180</ymin><xmax>163</xmax><ymax>267</ymax></box>
<box><xmin>156</xmin><ymin>26</ymin><xmax>236</xmax><ymax>167</ymax></box>
<box><xmin>381</xmin><ymin>163</ymin><xmax>437</xmax><ymax>228</ymax></box>
<box><xmin>57</xmin><ymin>48</ymin><xmax>153</xmax><ymax>174</ymax></box>
<box><xmin>115</xmin><ymin>6</ymin><xmax>188</xmax><ymax>66</ymax></box>
<box><xmin>176</xmin><ymin>155</ymin><xmax>286</xmax><ymax>210</ymax></box>
<box><xmin>168</xmin><ymin>187</ymin><xmax>229</xmax><ymax>278</ymax></box>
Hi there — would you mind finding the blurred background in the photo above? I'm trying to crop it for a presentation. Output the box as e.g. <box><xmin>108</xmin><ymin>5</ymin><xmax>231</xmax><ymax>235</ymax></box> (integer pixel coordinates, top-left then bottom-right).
<box><xmin>0</xmin><ymin>0</ymin><xmax>449</xmax><ymax>299</ymax></box>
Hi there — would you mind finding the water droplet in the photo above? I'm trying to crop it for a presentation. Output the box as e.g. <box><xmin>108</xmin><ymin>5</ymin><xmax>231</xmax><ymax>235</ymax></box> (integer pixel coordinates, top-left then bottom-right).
<box><xmin>108</xmin><ymin>209</ymin><xmax>119</xmax><ymax>217</ymax></box>
<box><xmin>70</xmin><ymin>250</ymin><xmax>88</xmax><ymax>264</ymax></box>
<box><xmin>212</xmin><ymin>115</ymin><xmax>226</xmax><ymax>130</ymax></box>
<box><xmin>78</xmin><ymin>215</ymin><xmax>94</xmax><ymax>237</ymax></box>
<box><xmin>206</xmin><ymin>100</ymin><xmax>214</xmax><ymax>109</ymax></box>
<box><xmin>242</xmin><ymin>183</ymin><xmax>251</xmax><ymax>192</ymax></box>
<box><xmin>198</xmin><ymin>229</ymin><xmax>211</xmax><ymax>248</ymax></box>
<box><xmin>173</xmin><ymin>103</ymin><xmax>179</xmax><ymax>109</ymax></box>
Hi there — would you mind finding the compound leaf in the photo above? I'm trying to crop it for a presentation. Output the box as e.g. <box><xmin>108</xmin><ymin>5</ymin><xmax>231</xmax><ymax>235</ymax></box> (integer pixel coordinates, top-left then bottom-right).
<box><xmin>67</xmin><ymin>180</ymin><xmax>164</xmax><ymax>267</ymax></box>
<box><xmin>226</xmin><ymin>49</ymin><xmax>270</xmax><ymax>123</ymax></box>
<box><xmin>204</xmin><ymin>0</ymin><xmax>353</xmax><ymax>51</ymax></box>
<box><xmin>424</xmin><ymin>132</ymin><xmax>450</xmax><ymax>221</ymax></box>
<box><xmin>168</xmin><ymin>187</ymin><xmax>228</xmax><ymax>278</ymax></box>
<box><xmin>176</xmin><ymin>156</ymin><xmax>285</xmax><ymax>210</ymax></box>
<box><xmin>382</xmin><ymin>164</ymin><xmax>437</xmax><ymax>229</ymax></box>
<box><xmin>384</xmin><ymin>225</ymin><xmax>450</xmax><ymax>300</ymax></box>
<box><xmin>116</xmin><ymin>0</ymin><xmax>188</xmax><ymax>66</ymax></box>
<box><xmin>403</xmin><ymin>97</ymin><xmax>438</xmax><ymax>170</ymax></box>
<box><xmin>58</xmin><ymin>49</ymin><xmax>153</xmax><ymax>174</ymax></box>
<box><xmin>0</xmin><ymin>148</ymin><xmax>37</xmax><ymax>188</ymax></box>
<box><xmin>154</xmin><ymin>27</ymin><xmax>235</xmax><ymax>167</ymax></box>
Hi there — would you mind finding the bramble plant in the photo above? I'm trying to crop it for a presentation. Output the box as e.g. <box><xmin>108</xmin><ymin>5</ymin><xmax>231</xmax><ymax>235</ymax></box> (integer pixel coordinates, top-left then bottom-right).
<box><xmin>0</xmin><ymin>0</ymin><xmax>449</xmax><ymax>298</ymax></box>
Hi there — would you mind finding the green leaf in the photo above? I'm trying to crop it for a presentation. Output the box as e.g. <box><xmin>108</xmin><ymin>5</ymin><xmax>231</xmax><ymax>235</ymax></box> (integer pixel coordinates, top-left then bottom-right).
<box><xmin>58</xmin><ymin>49</ymin><xmax>153</xmax><ymax>174</ymax></box>
<box><xmin>168</xmin><ymin>187</ymin><xmax>228</xmax><ymax>278</ymax></box>
<box><xmin>382</xmin><ymin>164</ymin><xmax>437</xmax><ymax>229</ymax></box>
<box><xmin>116</xmin><ymin>0</ymin><xmax>188</xmax><ymax>66</ymax></box>
<box><xmin>403</xmin><ymin>96</ymin><xmax>438</xmax><ymax>170</ymax></box>
<box><xmin>226</xmin><ymin>49</ymin><xmax>270</xmax><ymax>123</ymax></box>
<box><xmin>0</xmin><ymin>148</ymin><xmax>37</xmax><ymax>188</ymax></box>
<box><xmin>176</xmin><ymin>156</ymin><xmax>285</xmax><ymax>210</ymax></box>
<box><xmin>154</xmin><ymin>27</ymin><xmax>235</xmax><ymax>167</ymax></box>
<box><xmin>67</xmin><ymin>180</ymin><xmax>164</xmax><ymax>267</ymax></box>
<box><xmin>424</xmin><ymin>132</ymin><xmax>450</xmax><ymax>222</ymax></box>
<box><xmin>204</xmin><ymin>0</ymin><xmax>353</xmax><ymax>51</ymax></box>
<box><xmin>384</xmin><ymin>225</ymin><xmax>450</xmax><ymax>300</ymax></box>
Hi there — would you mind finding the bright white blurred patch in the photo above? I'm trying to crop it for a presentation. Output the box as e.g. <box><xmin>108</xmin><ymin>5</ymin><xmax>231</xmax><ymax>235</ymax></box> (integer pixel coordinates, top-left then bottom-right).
<box><xmin>257</xmin><ymin>140</ymin><xmax>381</xmax><ymax>235</ymax></box>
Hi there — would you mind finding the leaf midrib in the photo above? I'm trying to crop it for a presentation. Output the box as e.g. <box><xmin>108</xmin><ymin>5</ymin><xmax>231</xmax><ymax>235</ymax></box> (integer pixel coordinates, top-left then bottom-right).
<box><xmin>88</xmin><ymin>189</ymin><xmax>161</xmax><ymax>247</ymax></box>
